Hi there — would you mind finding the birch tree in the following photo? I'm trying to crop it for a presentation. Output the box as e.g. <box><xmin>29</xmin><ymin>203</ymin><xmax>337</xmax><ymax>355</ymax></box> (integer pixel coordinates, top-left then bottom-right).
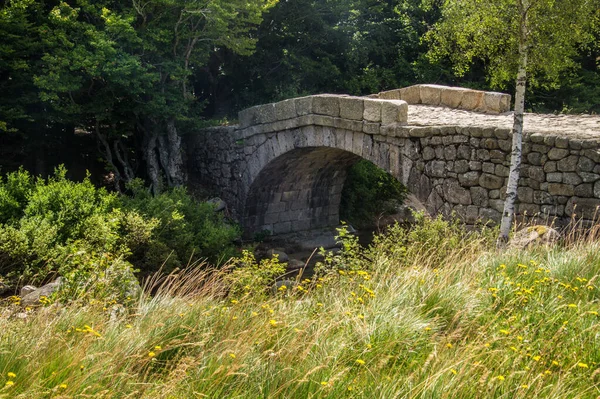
<box><xmin>425</xmin><ymin>0</ymin><xmax>599</xmax><ymax>246</ymax></box>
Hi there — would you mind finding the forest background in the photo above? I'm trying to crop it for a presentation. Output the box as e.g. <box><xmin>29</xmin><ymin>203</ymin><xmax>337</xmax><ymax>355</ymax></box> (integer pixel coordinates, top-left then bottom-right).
<box><xmin>1</xmin><ymin>0</ymin><xmax>599</xmax><ymax>185</ymax></box>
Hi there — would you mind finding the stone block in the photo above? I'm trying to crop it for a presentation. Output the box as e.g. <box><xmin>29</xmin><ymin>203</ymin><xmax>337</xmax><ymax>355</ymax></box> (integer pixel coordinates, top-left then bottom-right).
<box><xmin>459</xmin><ymin>90</ymin><xmax>484</xmax><ymax>111</ymax></box>
<box><xmin>480</xmin><ymin>207</ymin><xmax>501</xmax><ymax>223</ymax></box>
<box><xmin>580</xmin><ymin>172</ymin><xmax>600</xmax><ymax>183</ymax></box>
<box><xmin>547</xmin><ymin>183</ymin><xmax>575</xmax><ymax>196</ymax></box>
<box><xmin>527</xmin><ymin>166</ymin><xmax>545</xmax><ymax>182</ymax></box>
<box><xmin>517</xmin><ymin>187</ymin><xmax>534</xmax><ymax>203</ymax></box>
<box><xmin>577</xmin><ymin>156</ymin><xmax>595</xmax><ymax>172</ymax></box>
<box><xmin>363</xmin><ymin>99</ymin><xmax>382</xmax><ymax>122</ymax></box>
<box><xmin>548</xmin><ymin>148</ymin><xmax>570</xmax><ymax>160</ymax></box>
<box><xmin>483</xmin><ymin>92</ymin><xmax>510</xmax><ymax>113</ymax></box>
<box><xmin>555</xmin><ymin>137</ymin><xmax>569</xmax><ymax>149</ymax></box>
<box><xmin>444</xmin><ymin>179</ymin><xmax>472</xmax><ymax>205</ymax></box>
<box><xmin>547</xmin><ymin>173</ymin><xmax>562</xmax><ymax>183</ymax></box>
<box><xmin>454</xmin><ymin>159</ymin><xmax>470</xmax><ymax>173</ymax></box>
<box><xmin>426</xmin><ymin>160</ymin><xmax>447</xmax><ymax>177</ymax></box>
<box><xmin>381</xmin><ymin>100</ymin><xmax>408</xmax><ymax>124</ymax></box>
<box><xmin>440</xmin><ymin>87</ymin><xmax>467</xmax><ymax>108</ymax></box>
<box><xmin>363</xmin><ymin>122</ymin><xmax>380</xmax><ymax>135</ymax></box>
<box><xmin>444</xmin><ymin>145</ymin><xmax>457</xmax><ymax>161</ymax></box>
<box><xmin>575</xmin><ymin>184</ymin><xmax>593</xmax><ymax>197</ymax></box>
<box><xmin>482</xmin><ymin>162</ymin><xmax>495</xmax><ymax>174</ymax></box>
<box><xmin>398</xmin><ymin>86</ymin><xmax>422</xmax><ymax>104</ymax></box>
<box><xmin>595</xmin><ymin>181</ymin><xmax>600</xmax><ymax>198</ymax></box>
<box><xmin>557</xmin><ymin>155</ymin><xmax>578</xmax><ymax>172</ymax></box>
<box><xmin>563</xmin><ymin>173</ymin><xmax>582</xmax><ymax>185</ymax></box>
<box><xmin>419</xmin><ymin>84</ymin><xmax>444</xmax><ymax>105</ymax></box>
<box><xmin>459</xmin><ymin>171</ymin><xmax>480</xmax><ymax>186</ymax></box>
<box><xmin>378</xmin><ymin>89</ymin><xmax>401</xmax><ymax>100</ymax></box>
<box><xmin>517</xmin><ymin>203</ymin><xmax>540</xmax><ymax>215</ymax></box>
<box><xmin>495</xmin><ymin>164</ymin><xmax>510</xmax><ymax>177</ymax></box>
<box><xmin>533</xmin><ymin>190</ymin><xmax>554</xmax><ymax>205</ymax></box>
<box><xmin>470</xmin><ymin>186</ymin><xmax>489</xmax><ymax>207</ymax></box>
<box><xmin>544</xmin><ymin>161</ymin><xmax>557</xmax><ymax>173</ymax></box>
<box><xmin>479</xmin><ymin>173</ymin><xmax>504</xmax><ymax>189</ymax></box>
<box><xmin>274</xmin><ymin>99</ymin><xmax>297</xmax><ymax>120</ymax></box>
<box><xmin>339</xmin><ymin>97</ymin><xmax>364</xmax><ymax>120</ymax></box>
<box><xmin>423</xmin><ymin>146</ymin><xmax>436</xmax><ymax>161</ymax></box>
<box><xmin>469</xmin><ymin>161</ymin><xmax>482</xmax><ymax>171</ymax></box>
<box><xmin>566</xmin><ymin>197</ymin><xmax>600</xmax><ymax>220</ymax></box>
<box><xmin>295</xmin><ymin>96</ymin><xmax>314</xmax><ymax>116</ymax></box>
<box><xmin>313</xmin><ymin>95</ymin><xmax>340</xmax><ymax>117</ymax></box>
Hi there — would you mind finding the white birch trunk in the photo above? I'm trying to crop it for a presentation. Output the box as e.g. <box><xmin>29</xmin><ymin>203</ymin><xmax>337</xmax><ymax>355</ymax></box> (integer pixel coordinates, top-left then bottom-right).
<box><xmin>498</xmin><ymin>2</ymin><xmax>529</xmax><ymax>246</ymax></box>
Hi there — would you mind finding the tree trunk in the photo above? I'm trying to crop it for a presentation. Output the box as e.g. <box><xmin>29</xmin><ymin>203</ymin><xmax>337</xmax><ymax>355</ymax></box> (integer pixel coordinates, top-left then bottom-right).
<box><xmin>157</xmin><ymin>119</ymin><xmax>186</xmax><ymax>187</ymax></box>
<box><xmin>498</xmin><ymin>4</ymin><xmax>529</xmax><ymax>247</ymax></box>
<box><xmin>142</xmin><ymin>123</ymin><xmax>162</xmax><ymax>195</ymax></box>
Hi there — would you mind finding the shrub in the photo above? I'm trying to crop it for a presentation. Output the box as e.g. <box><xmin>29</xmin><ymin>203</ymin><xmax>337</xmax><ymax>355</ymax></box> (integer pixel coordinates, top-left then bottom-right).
<box><xmin>225</xmin><ymin>249</ymin><xmax>286</xmax><ymax>298</ymax></box>
<box><xmin>339</xmin><ymin>159</ymin><xmax>407</xmax><ymax>228</ymax></box>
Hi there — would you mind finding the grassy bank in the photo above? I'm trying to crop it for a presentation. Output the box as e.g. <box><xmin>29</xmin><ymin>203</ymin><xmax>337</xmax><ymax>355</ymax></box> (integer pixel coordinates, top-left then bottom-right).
<box><xmin>1</xmin><ymin>221</ymin><xmax>600</xmax><ymax>398</ymax></box>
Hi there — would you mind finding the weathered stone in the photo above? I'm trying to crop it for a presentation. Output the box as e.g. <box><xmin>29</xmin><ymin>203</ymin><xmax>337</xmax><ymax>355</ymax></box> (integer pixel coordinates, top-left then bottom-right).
<box><xmin>208</xmin><ymin>197</ymin><xmax>227</xmax><ymax>212</ymax></box>
<box><xmin>470</xmin><ymin>186</ymin><xmax>489</xmax><ymax>207</ymax></box>
<box><xmin>548</xmin><ymin>148</ymin><xmax>570</xmax><ymax>160</ymax></box>
<box><xmin>566</xmin><ymin>197</ymin><xmax>600</xmax><ymax>219</ymax></box>
<box><xmin>563</xmin><ymin>173</ymin><xmax>582</xmax><ymax>186</ymax></box>
<box><xmin>363</xmin><ymin>99</ymin><xmax>382</xmax><ymax>122</ymax></box>
<box><xmin>594</xmin><ymin>181</ymin><xmax>600</xmax><ymax>198</ymax></box>
<box><xmin>527</xmin><ymin>152</ymin><xmax>544</xmax><ymax>166</ymax></box>
<box><xmin>454</xmin><ymin>160</ymin><xmax>470</xmax><ymax>174</ymax></box>
<box><xmin>555</xmin><ymin>137</ymin><xmax>569</xmax><ymax>149</ymax></box>
<box><xmin>479</xmin><ymin>173</ymin><xmax>504</xmax><ymax>189</ymax></box>
<box><xmin>398</xmin><ymin>85</ymin><xmax>422</xmax><ymax>104</ymax></box>
<box><xmin>508</xmin><ymin>226</ymin><xmax>560</xmax><ymax>249</ymax></box>
<box><xmin>534</xmin><ymin>190</ymin><xmax>554</xmax><ymax>205</ymax></box>
<box><xmin>381</xmin><ymin>100</ymin><xmax>408</xmax><ymax>124</ymax></box>
<box><xmin>489</xmin><ymin>190</ymin><xmax>500</xmax><ymax>199</ymax></box>
<box><xmin>544</xmin><ymin>161</ymin><xmax>557</xmax><ymax>173</ymax></box>
<box><xmin>459</xmin><ymin>171</ymin><xmax>480</xmax><ymax>186</ymax></box>
<box><xmin>482</xmin><ymin>162</ymin><xmax>495</xmax><ymax>174</ymax></box>
<box><xmin>423</xmin><ymin>146</ymin><xmax>435</xmax><ymax>161</ymax></box>
<box><xmin>460</xmin><ymin>90</ymin><xmax>484</xmax><ymax>111</ymax></box>
<box><xmin>528</xmin><ymin>166</ymin><xmax>545</xmax><ymax>182</ymax></box>
<box><xmin>274</xmin><ymin>99</ymin><xmax>297</xmax><ymax>120</ymax></box>
<box><xmin>440</xmin><ymin>87</ymin><xmax>466</xmax><ymax>108</ymax></box>
<box><xmin>419</xmin><ymin>84</ymin><xmax>443</xmax><ymax>105</ymax></box>
<box><xmin>577</xmin><ymin>156</ymin><xmax>595</xmax><ymax>173</ymax></box>
<box><xmin>557</xmin><ymin>155</ymin><xmax>578</xmax><ymax>172</ymax></box>
<box><xmin>444</xmin><ymin>145</ymin><xmax>457</xmax><ymax>161</ymax></box>
<box><xmin>482</xmin><ymin>138</ymin><xmax>498</xmax><ymax>150</ymax></box>
<box><xmin>427</xmin><ymin>160</ymin><xmax>447</xmax><ymax>177</ymax></box>
<box><xmin>20</xmin><ymin>285</ymin><xmax>36</xmax><ymax>297</ymax></box>
<box><xmin>518</xmin><ymin>203</ymin><xmax>540</xmax><ymax>215</ymax></box>
<box><xmin>547</xmin><ymin>183</ymin><xmax>575</xmax><ymax>196</ymax></box>
<box><xmin>313</xmin><ymin>95</ymin><xmax>340</xmax><ymax>117</ymax></box>
<box><xmin>444</xmin><ymin>180</ymin><xmax>472</xmax><ymax>205</ymax></box>
<box><xmin>546</xmin><ymin>173</ymin><xmax>562</xmax><ymax>183</ymax></box>
<box><xmin>469</xmin><ymin>161</ymin><xmax>482</xmax><ymax>171</ymax></box>
<box><xmin>339</xmin><ymin>97</ymin><xmax>364</xmax><ymax>120</ymax></box>
<box><xmin>575</xmin><ymin>184</ymin><xmax>593</xmax><ymax>197</ymax></box>
<box><xmin>580</xmin><ymin>172</ymin><xmax>600</xmax><ymax>183</ymax></box>
<box><xmin>495</xmin><ymin>164</ymin><xmax>510</xmax><ymax>177</ymax></box>
<box><xmin>295</xmin><ymin>96</ymin><xmax>314</xmax><ymax>116</ymax></box>
<box><xmin>479</xmin><ymin>207</ymin><xmax>501</xmax><ymax>222</ymax></box>
<box><xmin>22</xmin><ymin>278</ymin><xmax>63</xmax><ymax>306</ymax></box>
<box><xmin>517</xmin><ymin>187</ymin><xmax>534</xmax><ymax>203</ymax></box>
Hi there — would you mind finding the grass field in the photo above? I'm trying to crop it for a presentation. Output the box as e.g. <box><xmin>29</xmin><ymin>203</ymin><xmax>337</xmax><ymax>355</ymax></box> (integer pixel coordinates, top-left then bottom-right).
<box><xmin>1</xmin><ymin>220</ymin><xmax>600</xmax><ymax>398</ymax></box>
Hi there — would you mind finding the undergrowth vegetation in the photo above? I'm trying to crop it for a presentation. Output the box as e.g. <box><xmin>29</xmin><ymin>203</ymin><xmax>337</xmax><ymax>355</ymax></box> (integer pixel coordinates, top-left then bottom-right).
<box><xmin>2</xmin><ymin>215</ymin><xmax>600</xmax><ymax>398</ymax></box>
<box><xmin>0</xmin><ymin>167</ymin><xmax>239</xmax><ymax>302</ymax></box>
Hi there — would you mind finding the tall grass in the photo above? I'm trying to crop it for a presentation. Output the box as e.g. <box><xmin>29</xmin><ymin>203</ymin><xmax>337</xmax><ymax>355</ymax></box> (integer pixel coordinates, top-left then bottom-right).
<box><xmin>1</xmin><ymin>221</ymin><xmax>600</xmax><ymax>398</ymax></box>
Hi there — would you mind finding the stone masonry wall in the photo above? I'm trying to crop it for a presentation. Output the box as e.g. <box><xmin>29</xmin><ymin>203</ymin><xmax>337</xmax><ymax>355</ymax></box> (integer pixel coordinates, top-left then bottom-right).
<box><xmin>187</xmin><ymin>88</ymin><xmax>600</xmax><ymax>236</ymax></box>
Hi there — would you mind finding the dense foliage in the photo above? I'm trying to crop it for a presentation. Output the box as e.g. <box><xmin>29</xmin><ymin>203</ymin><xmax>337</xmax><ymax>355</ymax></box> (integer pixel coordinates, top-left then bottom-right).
<box><xmin>1</xmin><ymin>0</ymin><xmax>598</xmax><ymax>184</ymax></box>
<box><xmin>0</xmin><ymin>167</ymin><xmax>239</xmax><ymax>301</ymax></box>
<box><xmin>340</xmin><ymin>159</ymin><xmax>407</xmax><ymax>228</ymax></box>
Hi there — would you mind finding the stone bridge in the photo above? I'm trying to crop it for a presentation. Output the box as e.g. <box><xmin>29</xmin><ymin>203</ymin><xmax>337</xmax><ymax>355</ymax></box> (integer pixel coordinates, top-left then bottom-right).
<box><xmin>187</xmin><ymin>84</ymin><xmax>600</xmax><ymax>236</ymax></box>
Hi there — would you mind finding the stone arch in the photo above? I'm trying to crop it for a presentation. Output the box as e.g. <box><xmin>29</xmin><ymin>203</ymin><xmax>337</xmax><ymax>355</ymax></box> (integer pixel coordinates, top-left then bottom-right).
<box><xmin>240</xmin><ymin>126</ymin><xmax>433</xmax><ymax>236</ymax></box>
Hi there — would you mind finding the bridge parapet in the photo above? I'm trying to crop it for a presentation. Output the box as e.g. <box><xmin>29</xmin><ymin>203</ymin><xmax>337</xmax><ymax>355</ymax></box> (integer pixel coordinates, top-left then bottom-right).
<box><xmin>377</xmin><ymin>84</ymin><xmax>511</xmax><ymax>114</ymax></box>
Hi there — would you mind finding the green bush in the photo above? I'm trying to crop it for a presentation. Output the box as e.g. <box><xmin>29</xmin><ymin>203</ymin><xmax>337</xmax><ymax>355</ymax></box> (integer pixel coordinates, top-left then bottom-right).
<box><xmin>339</xmin><ymin>159</ymin><xmax>407</xmax><ymax>228</ymax></box>
<box><xmin>225</xmin><ymin>249</ymin><xmax>286</xmax><ymax>298</ymax></box>
<box><xmin>122</xmin><ymin>179</ymin><xmax>240</xmax><ymax>275</ymax></box>
<box><xmin>0</xmin><ymin>168</ymin><xmax>241</xmax><ymax>303</ymax></box>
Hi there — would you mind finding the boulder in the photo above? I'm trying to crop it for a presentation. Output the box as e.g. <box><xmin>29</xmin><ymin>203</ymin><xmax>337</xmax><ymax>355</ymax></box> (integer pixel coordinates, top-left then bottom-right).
<box><xmin>287</xmin><ymin>259</ymin><xmax>306</xmax><ymax>270</ymax></box>
<box><xmin>21</xmin><ymin>277</ymin><xmax>63</xmax><ymax>306</ymax></box>
<box><xmin>269</xmin><ymin>249</ymin><xmax>289</xmax><ymax>263</ymax></box>
<box><xmin>508</xmin><ymin>226</ymin><xmax>560</xmax><ymax>250</ymax></box>
<box><xmin>20</xmin><ymin>285</ymin><xmax>37</xmax><ymax>297</ymax></box>
<box><xmin>208</xmin><ymin>197</ymin><xmax>227</xmax><ymax>212</ymax></box>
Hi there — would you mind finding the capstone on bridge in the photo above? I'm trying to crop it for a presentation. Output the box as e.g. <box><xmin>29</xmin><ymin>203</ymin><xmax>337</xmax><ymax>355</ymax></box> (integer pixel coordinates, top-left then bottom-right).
<box><xmin>187</xmin><ymin>84</ymin><xmax>600</xmax><ymax>236</ymax></box>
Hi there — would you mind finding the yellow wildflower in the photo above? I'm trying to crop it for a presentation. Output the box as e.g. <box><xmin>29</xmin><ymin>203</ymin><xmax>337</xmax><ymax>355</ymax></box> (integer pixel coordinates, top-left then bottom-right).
<box><xmin>229</xmin><ymin>353</ymin><xmax>236</xmax><ymax>359</ymax></box>
<box><xmin>450</xmin><ymin>369</ymin><xmax>457</xmax><ymax>375</ymax></box>
<box><xmin>154</xmin><ymin>345</ymin><xmax>162</xmax><ymax>350</ymax></box>
<box><xmin>7</xmin><ymin>372</ymin><xmax>16</xmax><ymax>379</ymax></box>
<box><xmin>446</xmin><ymin>343</ymin><xmax>453</xmax><ymax>349</ymax></box>
<box><xmin>578</xmin><ymin>362</ymin><xmax>589</xmax><ymax>369</ymax></box>
<box><xmin>355</xmin><ymin>359</ymin><xmax>365</xmax><ymax>365</ymax></box>
<box><xmin>59</xmin><ymin>383</ymin><xmax>67</xmax><ymax>389</ymax></box>
<box><xmin>321</xmin><ymin>381</ymin><xmax>329</xmax><ymax>386</ymax></box>
<box><xmin>269</xmin><ymin>319</ymin><xmax>278</xmax><ymax>327</ymax></box>
<box><xmin>5</xmin><ymin>381</ymin><xmax>14</xmax><ymax>387</ymax></box>
<box><xmin>496</xmin><ymin>375</ymin><xmax>505</xmax><ymax>381</ymax></box>
<box><xmin>148</xmin><ymin>351</ymin><xmax>156</xmax><ymax>358</ymax></box>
